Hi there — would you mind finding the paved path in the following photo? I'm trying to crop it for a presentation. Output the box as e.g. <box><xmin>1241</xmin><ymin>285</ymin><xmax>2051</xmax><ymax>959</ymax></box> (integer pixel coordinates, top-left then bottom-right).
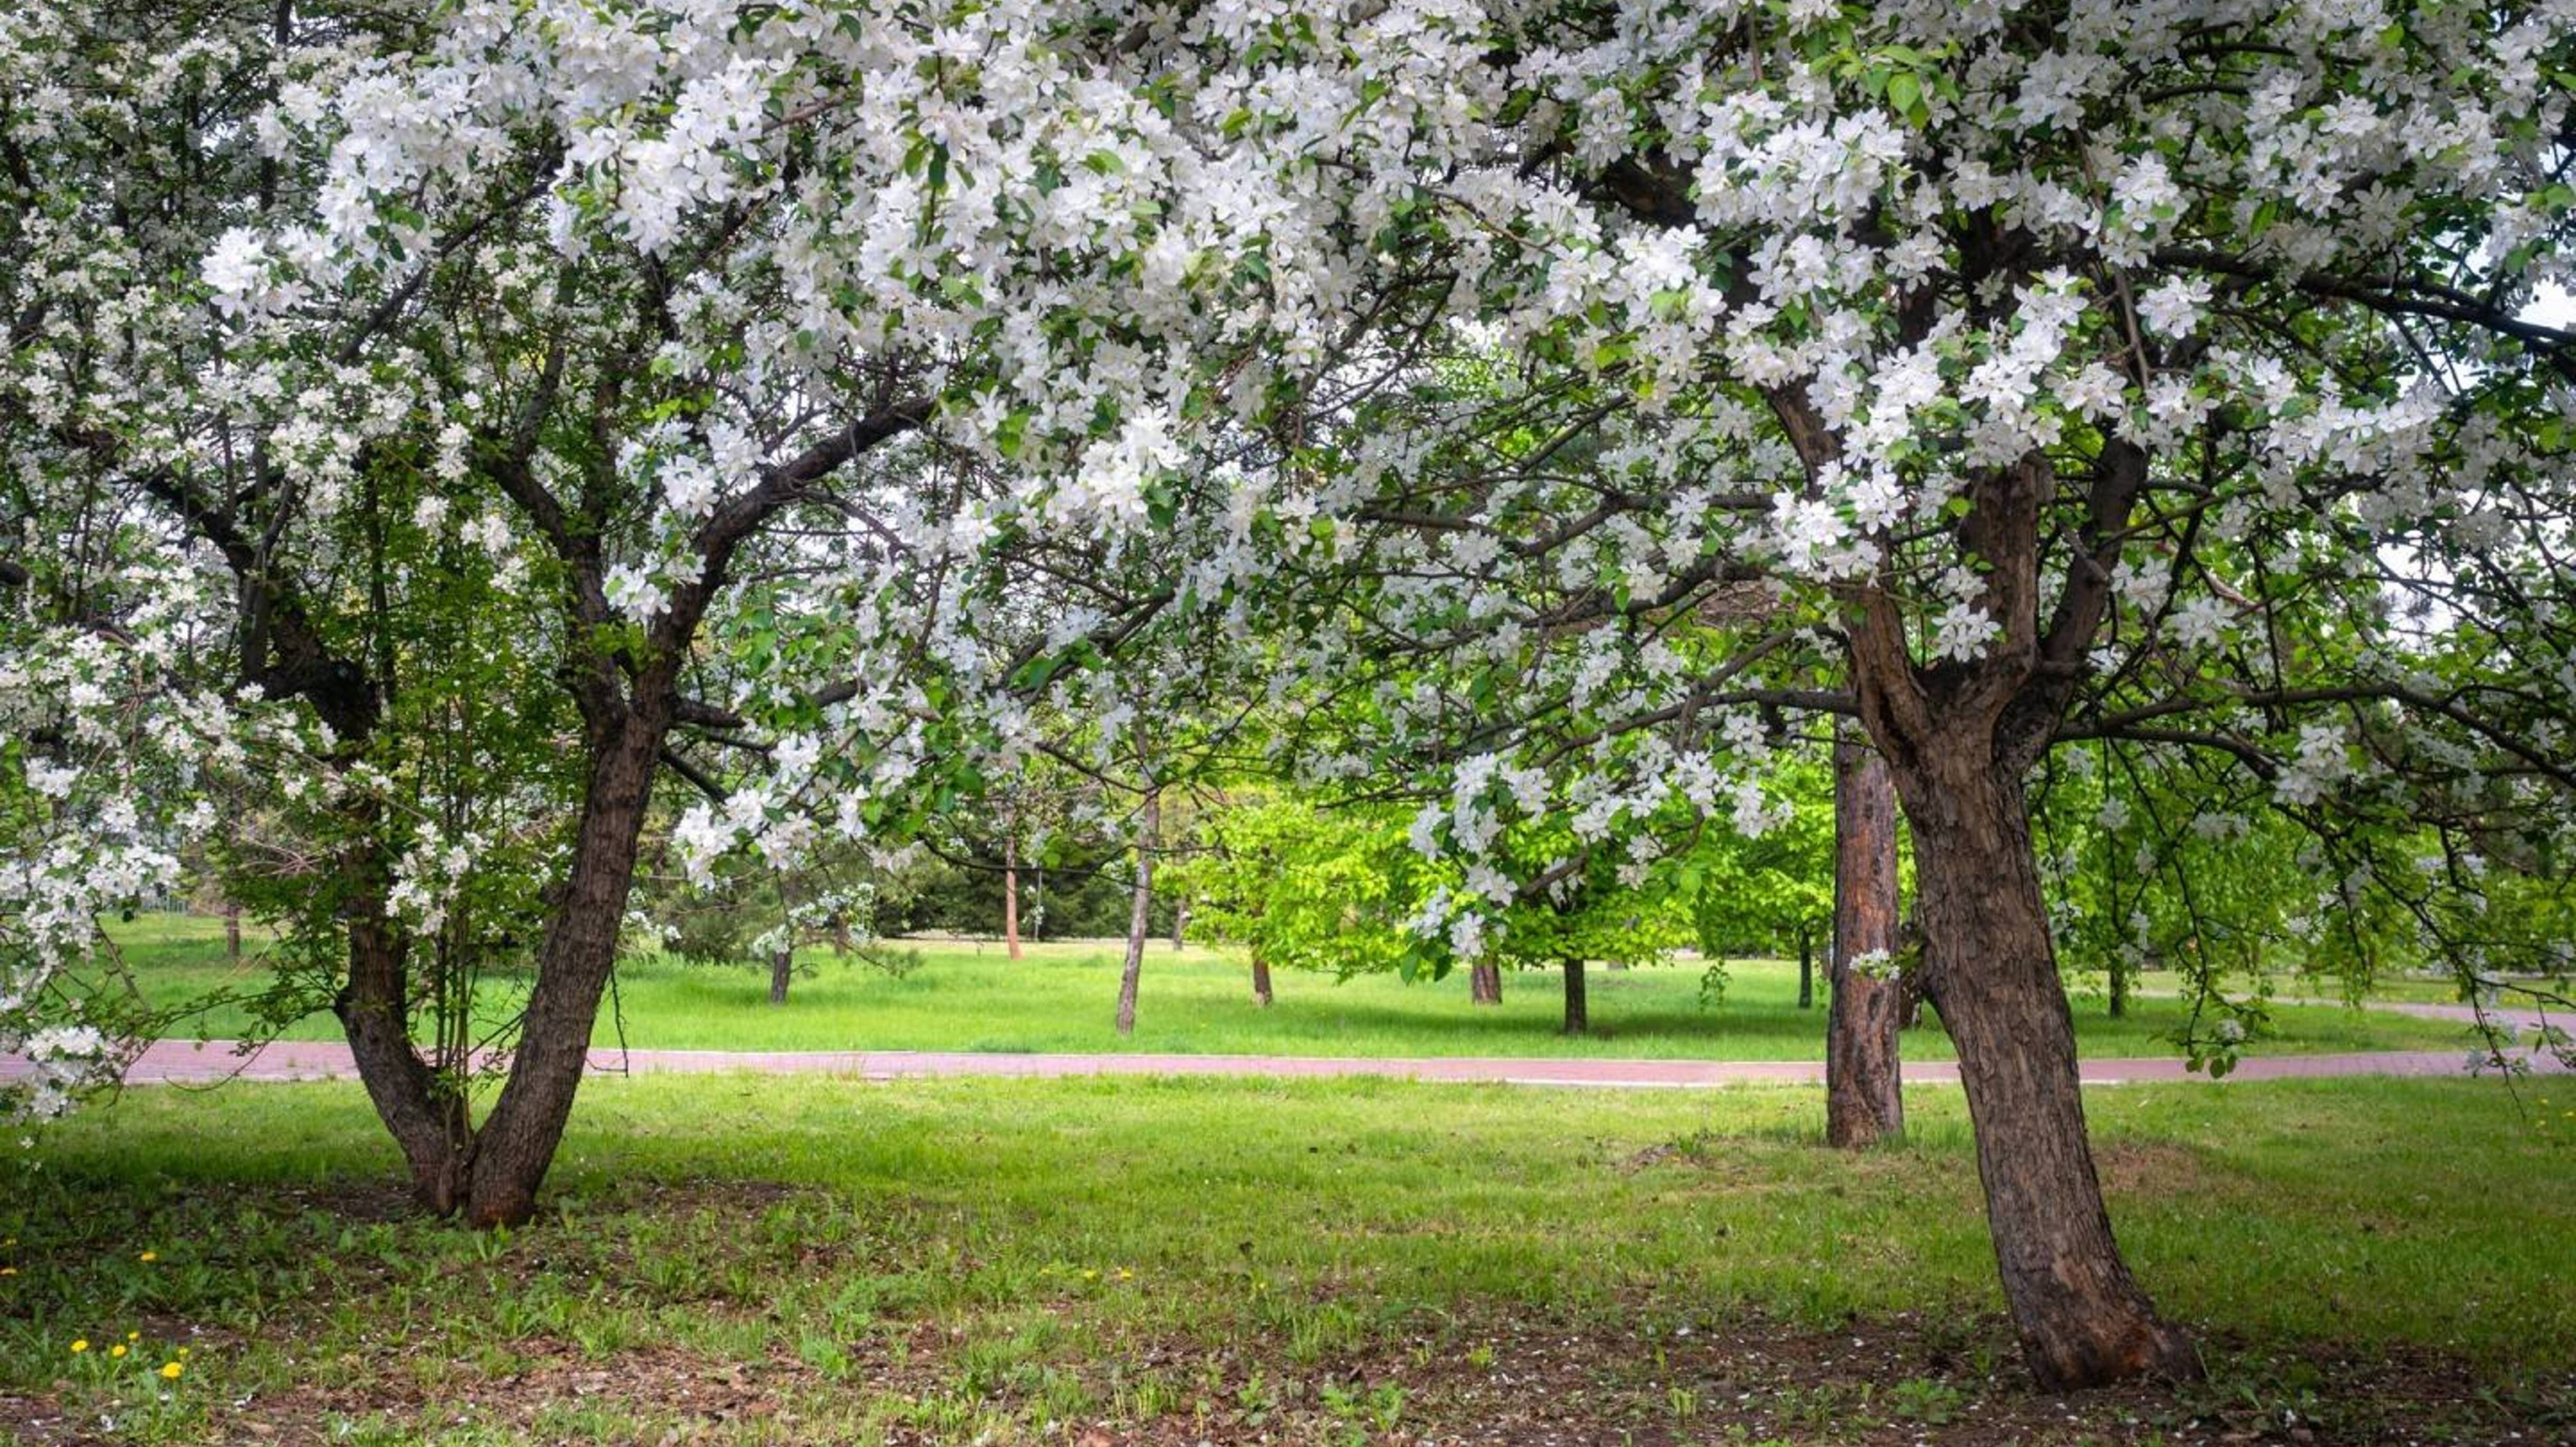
<box><xmin>7</xmin><ymin>1026</ymin><xmax>2560</xmax><ymax>1092</ymax></box>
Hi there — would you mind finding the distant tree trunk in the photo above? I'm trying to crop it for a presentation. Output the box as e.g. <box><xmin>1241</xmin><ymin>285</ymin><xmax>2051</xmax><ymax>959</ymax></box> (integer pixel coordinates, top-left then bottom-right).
<box><xmin>768</xmin><ymin>941</ymin><xmax>793</xmax><ymax>1004</ymax></box>
<box><xmin>1171</xmin><ymin>902</ymin><xmax>1188</xmax><ymax>951</ymax></box>
<box><xmin>1003</xmin><ymin>834</ymin><xmax>1023</xmax><ymax>960</ymax></box>
<box><xmin>1795</xmin><ymin>925</ymin><xmax>1814</xmax><ymax>1010</ymax></box>
<box><xmin>2107</xmin><ymin>955</ymin><xmax>2129</xmax><ymax>1019</ymax></box>
<box><xmin>828</xmin><ymin>913</ymin><xmax>853</xmax><ymax>956</ymax></box>
<box><xmin>1827</xmin><ymin>739</ymin><xmax>1905</xmax><ymax>1149</ymax></box>
<box><xmin>1114</xmin><ymin>790</ymin><xmax>1158</xmax><ymax>1036</ymax></box>
<box><xmin>1250</xmin><ymin>949</ymin><xmax>1274</xmax><ymax>1007</ymax></box>
<box><xmin>1561</xmin><ymin>958</ymin><xmax>1588</xmax><ymax>1035</ymax></box>
<box><xmin>225</xmin><ymin>902</ymin><xmax>243</xmax><ymax>963</ymax></box>
<box><xmin>1469</xmin><ymin>961</ymin><xmax>1502</xmax><ymax>1005</ymax></box>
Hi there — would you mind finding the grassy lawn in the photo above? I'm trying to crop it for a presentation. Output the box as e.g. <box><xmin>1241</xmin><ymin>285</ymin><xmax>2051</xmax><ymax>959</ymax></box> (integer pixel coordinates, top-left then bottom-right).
<box><xmin>3</xmin><ymin>1074</ymin><xmax>2569</xmax><ymax>1445</ymax></box>
<box><xmin>104</xmin><ymin>914</ymin><xmax>2481</xmax><ymax>1062</ymax></box>
<box><xmin>2135</xmin><ymin>967</ymin><xmax>2566</xmax><ymax>1009</ymax></box>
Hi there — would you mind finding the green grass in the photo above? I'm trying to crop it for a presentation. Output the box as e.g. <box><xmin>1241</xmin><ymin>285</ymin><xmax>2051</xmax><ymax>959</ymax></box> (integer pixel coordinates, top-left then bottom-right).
<box><xmin>102</xmin><ymin>912</ymin><xmax>2483</xmax><ymax>1061</ymax></box>
<box><xmin>2136</xmin><ymin>966</ymin><xmax>2565</xmax><ymax>1009</ymax></box>
<box><xmin>3</xmin><ymin>1074</ymin><xmax>2570</xmax><ymax>1444</ymax></box>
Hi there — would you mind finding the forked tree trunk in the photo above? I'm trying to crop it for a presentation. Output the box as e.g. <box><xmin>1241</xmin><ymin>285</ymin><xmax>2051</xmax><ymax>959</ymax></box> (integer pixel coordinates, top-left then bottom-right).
<box><xmin>461</xmin><ymin>715</ymin><xmax>666</xmax><ymax>1227</ymax></box>
<box><xmin>1826</xmin><ymin>739</ymin><xmax>1904</xmax><ymax>1148</ymax></box>
<box><xmin>1895</xmin><ymin>752</ymin><xmax>2200</xmax><ymax>1390</ymax></box>
<box><xmin>1250</xmin><ymin>950</ymin><xmax>1274</xmax><ymax>1007</ymax></box>
<box><xmin>1114</xmin><ymin>790</ymin><xmax>1158</xmax><ymax>1036</ymax></box>
<box><xmin>1003</xmin><ymin>834</ymin><xmax>1022</xmax><ymax>960</ymax></box>
<box><xmin>1561</xmin><ymin>958</ymin><xmax>1587</xmax><ymax>1035</ymax></box>
<box><xmin>1469</xmin><ymin>961</ymin><xmax>1502</xmax><ymax>1005</ymax></box>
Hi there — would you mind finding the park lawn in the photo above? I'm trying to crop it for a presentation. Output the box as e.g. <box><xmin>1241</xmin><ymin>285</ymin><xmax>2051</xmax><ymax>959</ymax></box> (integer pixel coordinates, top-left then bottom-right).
<box><xmin>1</xmin><ymin>1074</ymin><xmax>2569</xmax><ymax>1446</ymax></box>
<box><xmin>2134</xmin><ymin>966</ymin><xmax>2568</xmax><ymax>1009</ymax></box>
<box><xmin>103</xmin><ymin>913</ymin><xmax>2481</xmax><ymax>1062</ymax></box>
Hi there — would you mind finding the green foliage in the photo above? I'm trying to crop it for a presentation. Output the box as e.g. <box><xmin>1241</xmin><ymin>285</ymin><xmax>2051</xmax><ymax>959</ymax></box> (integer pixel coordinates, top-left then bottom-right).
<box><xmin>1681</xmin><ymin>759</ymin><xmax>1835</xmax><ymax>963</ymax></box>
<box><xmin>1162</xmin><ymin>795</ymin><xmax>1416</xmax><ymax>978</ymax></box>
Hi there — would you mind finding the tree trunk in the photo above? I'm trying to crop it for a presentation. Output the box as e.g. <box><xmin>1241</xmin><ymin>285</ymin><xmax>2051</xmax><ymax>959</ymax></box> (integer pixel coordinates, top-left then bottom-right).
<box><xmin>461</xmin><ymin>716</ymin><xmax>665</xmax><ymax>1227</ymax></box>
<box><xmin>1896</xmin><ymin>752</ymin><xmax>2201</xmax><ymax>1390</ymax></box>
<box><xmin>1826</xmin><ymin>739</ymin><xmax>1904</xmax><ymax>1149</ymax></box>
<box><xmin>2108</xmin><ymin>954</ymin><xmax>2129</xmax><ymax>1019</ymax></box>
<box><xmin>1170</xmin><ymin>903</ymin><xmax>1188</xmax><ymax>951</ymax></box>
<box><xmin>1114</xmin><ymin>790</ymin><xmax>1158</xmax><ymax>1036</ymax></box>
<box><xmin>1561</xmin><ymin>958</ymin><xmax>1587</xmax><ymax>1035</ymax></box>
<box><xmin>1469</xmin><ymin>961</ymin><xmax>1501</xmax><ymax>1005</ymax></box>
<box><xmin>1250</xmin><ymin>950</ymin><xmax>1274</xmax><ymax>1007</ymax></box>
<box><xmin>224</xmin><ymin>902</ymin><xmax>243</xmax><ymax>963</ymax></box>
<box><xmin>769</xmin><ymin>942</ymin><xmax>793</xmax><ymax>1004</ymax></box>
<box><xmin>333</xmin><ymin>884</ymin><xmax>473</xmax><ymax>1213</ymax></box>
<box><xmin>1796</xmin><ymin>926</ymin><xmax>1814</xmax><ymax>1010</ymax></box>
<box><xmin>1003</xmin><ymin>834</ymin><xmax>1022</xmax><ymax>960</ymax></box>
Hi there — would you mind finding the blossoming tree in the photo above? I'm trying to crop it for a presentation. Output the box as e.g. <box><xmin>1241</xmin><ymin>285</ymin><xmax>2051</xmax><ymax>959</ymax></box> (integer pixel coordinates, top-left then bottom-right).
<box><xmin>12</xmin><ymin>0</ymin><xmax>2576</xmax><ymax>1393</ymax></box>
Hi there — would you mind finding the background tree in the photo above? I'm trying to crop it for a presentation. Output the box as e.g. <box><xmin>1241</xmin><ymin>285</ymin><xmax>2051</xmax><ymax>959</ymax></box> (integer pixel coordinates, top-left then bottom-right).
<box><xmin>1163</xmin><ymin>793</ymin><xmax>1417</xmax><ymax>1007</ymax></box>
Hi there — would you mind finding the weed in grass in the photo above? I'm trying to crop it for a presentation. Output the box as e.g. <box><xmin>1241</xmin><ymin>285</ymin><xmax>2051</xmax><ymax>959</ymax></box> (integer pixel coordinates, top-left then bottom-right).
<box><xmin>1887</xmin><ymin>1375</ymin><xmax>1966</xmax><ymax>1425</ymax></box>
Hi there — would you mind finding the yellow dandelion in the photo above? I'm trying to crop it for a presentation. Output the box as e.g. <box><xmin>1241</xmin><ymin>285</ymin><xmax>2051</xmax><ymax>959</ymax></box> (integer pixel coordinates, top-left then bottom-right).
<box><xmin>126</xmin><ymin>1331</ymin><xmax>140</xmax><ymax>1341</ymax></box>
<box><xmin>71</xmin><ymin>1339</ymin><xmax>89</xmax><ymax>1353</ymax></box>
<box><xmin>137</xmin><ymin>1251</ymin><xmax>158</xmax><ymax>1263</ymax></box>
<box><xmin>0</xmin><ymin>1267</ymin><xmax>16</xmax><ymax>1276</ymax></box>
<box><xmin>110</xmin><ymin>1344</ymin><xmax>128</xmax><ymax>1359</ymax></box>
<box><xmin>159</xmin><ymin>1361</ymin><xmax>183</xmax><ymax>1380</ymax></box>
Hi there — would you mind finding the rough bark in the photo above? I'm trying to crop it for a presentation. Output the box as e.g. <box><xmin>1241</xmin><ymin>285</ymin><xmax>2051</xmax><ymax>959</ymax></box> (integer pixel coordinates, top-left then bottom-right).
<box><xmin>1561</xmin><ymin>958</ymin><xmax>1588</xmax><ymax>1035</ymax></box>
<box><xmin>1765</xmin><ymin>357</ymin><xmax>2189</xmax><ymax>1387</ymax></box>
<box><xmin>1826</xmin><ymin>739</ymin><xmax>1905</xmax><ymax>1149</ymax></box>
<box><xmin>1250</xmin><ymin>950</ymin><xmax>1275</xmax><ymax>1007</ymax></box>
<box><xmin>1469</xmin><ymin>961</ymin><xmax>1501</xmax><ymax>1005</ymax></box>
<box><xmin>1003</xmin><ymin>835</ymin><xmax>1023</xmax><ymax>960</ymax></box>
<box><xmin>331</xmin><ymin>877</ymin><xmax>471</xmax><ymax>1213</ymax></box>
<box><xmin>1114</xmin><ymin>790</ymin><xmax>1158</xmax><ymax>1036</ymax></box>
<box><xmin>768</xmin><ymin>942</ymin><xmax>793</xmax><ymax>1005</ymax></box>
<box><xmin>1896</xmin><ymin>752</ymin><xmax>2201</xmax><ymax>1390</ymax></box>
<box><xmin>462</xmin><ymin>714</ymin><xmax>665</xmax><ymax>1226</ymax></box>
